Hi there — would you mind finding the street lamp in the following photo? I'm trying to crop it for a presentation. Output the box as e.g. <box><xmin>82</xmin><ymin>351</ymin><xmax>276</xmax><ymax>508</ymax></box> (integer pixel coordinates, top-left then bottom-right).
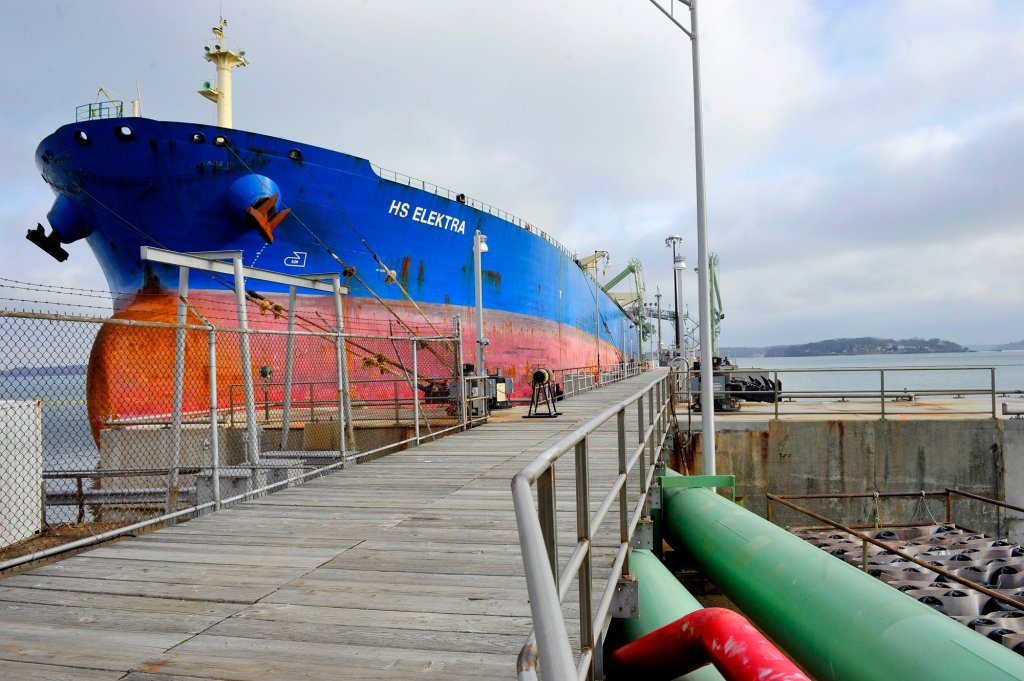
<box><xmin>649</xmin><ymin>0</ymin><xmax>717</xmax><ymax>477</ymax></box>
<box><xmin>473</xmin><ymin>230</ymin><xmax>489</xmax><ymax>378</ymax></box>
<box><xmin>665</xmin><ymin>235</ymin><xmax>684</xmax><ymax>355</ymax></box>
<box><xmin>655</xmin><ymin>288</ymin><xmax>663</xmax><ymax>364</ymax></box>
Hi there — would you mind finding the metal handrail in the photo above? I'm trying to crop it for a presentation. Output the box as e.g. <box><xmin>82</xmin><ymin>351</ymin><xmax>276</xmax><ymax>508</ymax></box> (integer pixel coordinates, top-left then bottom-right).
<box><xmin>769</xmin><ymin>366</ymin><xmax>998</xmax><ymax>419</ymax></box>
<box><xmin>76</xmin><ymin>100</ymin><xmax>124</xmax><ymax>121</ymax></box>
<box><xmin>512</xmin><ymin>369</ymin><xmax>675</xmax><ymax>681</ymax></box>
<box><xmin>555</xmin><ymin>362</ymin><xmax>647</xmax><ymax>399</ymax></box>
<box><xmin>684</xmin><ymin>364</ymin><xmax>1002</xmax><ymax>419</ymax></box>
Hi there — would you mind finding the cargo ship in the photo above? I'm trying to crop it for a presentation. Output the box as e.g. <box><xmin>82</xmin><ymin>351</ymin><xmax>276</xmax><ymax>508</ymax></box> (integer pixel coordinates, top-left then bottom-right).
<box><xmin>30</xmin><ymin>19</ymin><xmax>640</xmax><ymax>433</ymax></box>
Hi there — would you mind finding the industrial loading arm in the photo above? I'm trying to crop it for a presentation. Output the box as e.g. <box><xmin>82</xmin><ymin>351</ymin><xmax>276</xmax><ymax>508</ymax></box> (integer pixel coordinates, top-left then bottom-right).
<box><xmin>602</xmin><ymin>258</ymin><xmax>648</xmax><ymax>330</ymax></box>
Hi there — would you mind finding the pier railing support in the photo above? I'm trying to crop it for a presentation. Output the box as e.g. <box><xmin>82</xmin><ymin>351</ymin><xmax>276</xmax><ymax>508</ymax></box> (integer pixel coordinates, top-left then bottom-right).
<box><xmin>333</xmin><ymin>275</ymin><xmax>351</xmax><ymax>464</ymax></box>
<box><xmin>231</xmin><ymin>255</ymin><xmax>260</xmax><ymax>471</ymax></box>
<box><xmin>281</xmin><ymin>285</ymin><xmax>297</xmax><ymax>449</ymax></box>
<box><xmin>207</xmin><ymin>325</ymin><xmax>221</xmax><ymax>510</ymax></box>
<box><xmin>412</xmin><ymin>337</ymin><xmax>421</xmax><ymax>445</ymax></box>
<box><xmin>167</xmin><ymin>266</ymin><xmax>189</xmax><ymax>516</ymax></box>
<box><xmin>513</xmin><ymin>370</ymin><xmax>674</xmax><ymax>680</ymax></box>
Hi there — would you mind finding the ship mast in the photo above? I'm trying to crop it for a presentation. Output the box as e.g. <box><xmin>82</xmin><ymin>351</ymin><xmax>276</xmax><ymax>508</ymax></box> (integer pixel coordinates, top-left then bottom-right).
<box><xmin>198</xmin><ymin>17</ymin><xmax>247</xmax><ymax>129</ymax></box>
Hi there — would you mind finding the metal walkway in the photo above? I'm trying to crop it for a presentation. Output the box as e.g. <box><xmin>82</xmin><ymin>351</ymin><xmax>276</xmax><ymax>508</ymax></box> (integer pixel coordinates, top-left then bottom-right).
<box><xmin>0</xmin><ymin>370</ymin><xmax>666</xmax><ymax>680</ymax></box>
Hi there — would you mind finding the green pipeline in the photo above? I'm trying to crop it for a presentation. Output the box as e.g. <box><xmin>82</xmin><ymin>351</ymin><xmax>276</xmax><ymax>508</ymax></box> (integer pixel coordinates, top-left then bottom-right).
<box><xmin>618</xmin><ymin>549</ymin><xmax>725</xmax><ymax>681</ymax></box>
<box><xmin>661</xmin><ymin>473</ymin><xmax>1024</xmax><ymax>681</ymax></box>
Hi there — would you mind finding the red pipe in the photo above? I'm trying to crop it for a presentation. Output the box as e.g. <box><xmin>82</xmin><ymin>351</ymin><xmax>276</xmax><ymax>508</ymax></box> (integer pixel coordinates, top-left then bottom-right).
<box><xmin>608</xmin><ymin>607</ymin><xmax>809</xmax><ymax>681</ymax></box>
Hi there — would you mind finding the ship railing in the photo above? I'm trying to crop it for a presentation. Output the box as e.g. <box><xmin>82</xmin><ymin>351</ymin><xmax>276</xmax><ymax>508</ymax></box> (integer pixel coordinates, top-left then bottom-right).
<box><xmin>511</xmin><ymin>369</ymin><xmax>677</xmax><ymax>681</ymax></box>
<box><xmin>75</xmin><ymin>100</ymin><xmax>124</xmax><ymax>122</ymax></box>
<box><xmin>684</xmin><ymin>365</ymin><xmax>1006</xmax><ymax>419</ymax></box>
<box><xmin>370</xmin><ymin>164</ymin><xmax>577</xmax><ymax>262</ymax></box>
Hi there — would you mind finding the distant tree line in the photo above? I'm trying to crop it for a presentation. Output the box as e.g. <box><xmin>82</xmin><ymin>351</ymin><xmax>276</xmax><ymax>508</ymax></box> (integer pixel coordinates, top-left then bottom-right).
<box><xmin>720</xmin><ymin>337</ymin><xmax>969</xmax><ymax>358</ymax></box>
<box><xmin>0</xmin><ymin>364</ymin><xmax>88</xmax><ymax>377</ymax></box>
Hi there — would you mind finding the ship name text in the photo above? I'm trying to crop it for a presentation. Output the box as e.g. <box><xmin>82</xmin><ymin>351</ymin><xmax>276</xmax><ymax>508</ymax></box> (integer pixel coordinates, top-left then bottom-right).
<box><xmin>388</xmin><ymin>200</ymin><xmax>466</xmax><ymax>235</ymax></box>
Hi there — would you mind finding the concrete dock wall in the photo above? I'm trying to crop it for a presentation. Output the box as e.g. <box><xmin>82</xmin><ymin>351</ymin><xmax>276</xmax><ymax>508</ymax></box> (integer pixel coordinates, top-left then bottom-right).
<box><xmin>683</xmin><ymin>417</ymin><xmax>1024</xmax><ymax>541</ymax></box>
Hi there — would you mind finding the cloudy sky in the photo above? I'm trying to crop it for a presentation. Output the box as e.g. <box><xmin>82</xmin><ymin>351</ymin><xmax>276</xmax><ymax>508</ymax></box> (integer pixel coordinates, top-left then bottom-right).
<box><xmin>3</xmin><ymin>0</ymin><xmax>1024</xmax><ymax>346</ymax></box>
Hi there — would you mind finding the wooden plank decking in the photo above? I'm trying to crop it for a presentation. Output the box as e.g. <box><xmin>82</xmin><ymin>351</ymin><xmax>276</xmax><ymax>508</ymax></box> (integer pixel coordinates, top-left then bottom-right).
<box><xmin>0</xmin><ymin>370</ymin><xmax>665</xmax><ymax>680</ymax></box>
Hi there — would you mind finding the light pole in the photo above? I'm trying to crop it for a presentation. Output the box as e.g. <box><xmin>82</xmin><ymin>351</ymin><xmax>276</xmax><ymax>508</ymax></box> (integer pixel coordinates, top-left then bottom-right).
<box><xmin>655</xmin><ymin>288</ymin><xmax>663</xmax><ymax>364</ymax></box>
<box><xmin>669</xmin><ymin>241</ymin><xmax>687</xmax><ymax>359</ymax></box>
<box><xmin>473</xmin><ymin>230</ymin><xmax>489</xmax><ymax>377</ymax></box>
<box><xmin>649</xmin><ymin>0</ymin><xmax>716</xmax><ymax>476</ymax></box>
<box><xmin>665</xmin><ymin>235</ymin><xmax>683</xmax><ymax>354</ymax></box>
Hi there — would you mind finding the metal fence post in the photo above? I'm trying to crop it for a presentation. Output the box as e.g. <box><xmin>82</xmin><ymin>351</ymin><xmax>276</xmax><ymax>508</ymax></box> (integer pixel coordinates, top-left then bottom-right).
<box><xmin>880</xmin><ymin>369</ymin><xmax>886</xmax><ymax>421</ymax></box>
<box><xmin>167</xmin><ymin>266</ymin><xmax>189</xmax><ymax>516</ymax></box>
<box><xmin>575</xmin><ymin>437</ymin><xmax>594</xmax><ymax>681</ymax></box>
<box><xmin>991</xmin><ymin>367</ymin><xmax>998</xmax><ymax>419</ymax></box>
<box><xmin>637</xmin><ymin>397</ymin><xmax>646</xmax><ymax>493</ymax></box>
<box><xmin>333</xmin><ymin>276</ymin><xmax>349</xmax><ymax>464</ymax></box>
<box><xmin>647</xmin><ymin>389</ymin><xmax>655</xmax><ymax>469</ymax></box>
<box><xmin>655</xmin><ymin>380</ymin><xmax>663</xmax><ymax>449</ymax></box>
<box><xmin>208</xmin><ymin>326</ymin><xmax>221</xmax><ymax>509</ymax></box>
<box><xmin>393</xmin><ymin>380</ymin><xmax>400</xmax><ymax>425</ymax></box>
<box><xmin>412</xmin><ymin>337</ymin><xmax>421</xmax><ymax>445</ymax></box>
<box><xmin>538</xmin><ymin>467</ymin><xmax>559</xmax><ymax>582</ymax></box>
<box><xmin>281</xmin><ymin>285</ymin><xmax>297</xmax><ymax>449</ymax></box>
<box><xmin>232</xmin><ymin>255</ymin><xmax>260</xmax><ymax>467</ymax></box>
<box><xmin>617</xmin><ymin>409</ymin><xmax>629</xmax><ymax>576</ymax></box>
<box><xmin>773</xmin><ymin>370</ymin><xmax>780</xmax><ymax>420</ymax></box>
<box><xmin>454</xmin><ymin>315</ymin><xmax>467</xmax><ymax>431</ymax></box>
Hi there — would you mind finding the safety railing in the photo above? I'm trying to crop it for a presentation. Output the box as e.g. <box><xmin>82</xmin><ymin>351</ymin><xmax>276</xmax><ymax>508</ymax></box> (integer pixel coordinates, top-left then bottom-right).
<box><xmin>75</xmin><ymin>100</ymin><xmax>124</xmax><ymax>121</ymax></box>
<box><xmin>512</xmin><ymin>369</ymin><xmax>676</xmax><ymax>681</ymax></box>
<box><xmin>463</xmin><ymin>374</ymin><xmax>491</xmax><ymax>428</ymax></box>
<box><xmin>688</xmin><ymin>365</ymin><xmax>1003</xmax><ymax>419</ymax></box>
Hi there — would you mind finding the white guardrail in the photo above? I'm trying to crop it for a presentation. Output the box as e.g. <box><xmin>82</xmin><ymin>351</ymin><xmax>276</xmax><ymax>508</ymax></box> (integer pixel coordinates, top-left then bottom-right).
<box><xmin>511</xmin><ymin>369</ymin><xmax>677</xmax><ymax>680</ymax></box>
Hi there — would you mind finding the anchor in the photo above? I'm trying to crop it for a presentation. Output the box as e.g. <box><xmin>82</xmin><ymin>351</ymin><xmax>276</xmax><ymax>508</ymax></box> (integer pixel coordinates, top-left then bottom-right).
<box><xmin>26</xmin><ymin>223</ymin><xmax>69</xmax><ymax>262</ymax></box>
<box><xmin>246</xmin><ymin>192</ymin><xmax>290</xmax><ymax>243</ymax></box>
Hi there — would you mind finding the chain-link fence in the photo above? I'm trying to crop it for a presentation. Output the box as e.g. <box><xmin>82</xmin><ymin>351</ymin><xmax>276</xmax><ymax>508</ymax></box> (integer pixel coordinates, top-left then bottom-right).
<box><xmin>0</xmin><ymin>303</ymin><xmax>462</xmax><ymax>569</ymax></box>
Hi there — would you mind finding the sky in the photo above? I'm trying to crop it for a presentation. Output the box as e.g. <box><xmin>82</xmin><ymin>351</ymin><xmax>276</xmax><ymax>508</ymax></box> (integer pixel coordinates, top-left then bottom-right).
<box><xmin>3</xmin><ymin>0</ymin><xmax>1024</xmax><ymax>347</ymax></box>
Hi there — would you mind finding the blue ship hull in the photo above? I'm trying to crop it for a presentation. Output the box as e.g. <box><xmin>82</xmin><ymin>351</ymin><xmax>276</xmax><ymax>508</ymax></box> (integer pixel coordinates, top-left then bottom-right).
<box><xmin>35</xmin><ymin>117</ymin><xmax>638</xmax><ymax>421</ymax></box>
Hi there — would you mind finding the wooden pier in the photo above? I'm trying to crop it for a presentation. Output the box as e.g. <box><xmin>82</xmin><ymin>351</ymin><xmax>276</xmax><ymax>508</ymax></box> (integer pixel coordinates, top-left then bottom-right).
<box><xmin>0</xmin><ymin>370</ymin><xmax>664</xmax><ymax>680</ymax></box>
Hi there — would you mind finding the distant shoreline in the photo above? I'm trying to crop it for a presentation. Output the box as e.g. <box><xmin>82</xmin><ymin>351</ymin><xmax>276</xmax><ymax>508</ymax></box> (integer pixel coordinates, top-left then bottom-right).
<box><xmin>721</xmin><ymin>337</ymin><xmax>969</xmax><ymax>358</ymax></box>
<box><xmin>0</xmin><ymin>364</ymin><xmax>87</xmax><ymax>377</ymax></box>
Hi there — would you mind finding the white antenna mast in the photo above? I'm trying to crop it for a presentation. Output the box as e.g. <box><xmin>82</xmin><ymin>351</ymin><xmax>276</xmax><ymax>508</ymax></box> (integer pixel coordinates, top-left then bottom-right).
<box><xmin>132</xmin><ymin>81</ymin><xmax>142</xmax><ymax>117</ymax></box>
<box><xmin>198</xmin><ymin>17</ymin><xmax>247</xmax><ymax>129</ymax></box>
